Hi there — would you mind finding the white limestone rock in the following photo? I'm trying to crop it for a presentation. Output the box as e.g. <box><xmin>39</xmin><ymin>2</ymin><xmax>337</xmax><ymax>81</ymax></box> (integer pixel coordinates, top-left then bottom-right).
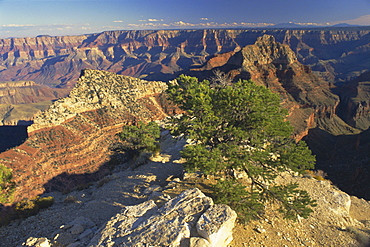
<box><xmin>89</xmin><ymin>188</ymin><xmax>214</xmax><ymax>247</ymax></box>
<box><xmin>196</xmin><ymin>204</ymin><xmax>237</xmax><ymax>247</ymax></box>
<box><xmin>189</xmin><ymin>237</ymin><xmax>212</xmax><ymax>247</ymax></box>
<box><xmin>23</xmin><ymin>237</ymin><xmax>52</xmax><ymax>247</ymax></box>
<box><xmin>53</xmin><ymin>216</ymin><xmax>96</xmax><ymax>246</ymax></box>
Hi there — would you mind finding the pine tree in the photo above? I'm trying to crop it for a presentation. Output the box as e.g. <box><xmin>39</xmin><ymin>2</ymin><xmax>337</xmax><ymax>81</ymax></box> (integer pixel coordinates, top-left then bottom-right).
<box><xmin>166</xmin><ymin>75</ymin><xmax>316</xmax><ymax>222</ymax></box>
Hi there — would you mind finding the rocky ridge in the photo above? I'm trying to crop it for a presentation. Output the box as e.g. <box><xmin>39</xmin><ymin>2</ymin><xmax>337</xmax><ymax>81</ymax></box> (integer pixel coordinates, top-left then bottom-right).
<box><xmin>336</xmin><ymin>71</ymin><xmax>370</xmax><ymax>130</ymax></box>
<box><xmin>28</xmin><ymin>69</ymin><xmax>168</xmax><ymax>132</ymax></box>
<box><xmin>0</xmin><ymin>69</ymin><xmax>176</xmax><ymax>202</ymax></box>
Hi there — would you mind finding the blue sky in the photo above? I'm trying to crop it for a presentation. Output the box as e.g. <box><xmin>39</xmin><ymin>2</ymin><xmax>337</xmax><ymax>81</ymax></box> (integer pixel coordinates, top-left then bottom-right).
<box><xmin>1</xmin><ymin>0</ymin><xmax>370</xmax><ymax>38</ymax></box>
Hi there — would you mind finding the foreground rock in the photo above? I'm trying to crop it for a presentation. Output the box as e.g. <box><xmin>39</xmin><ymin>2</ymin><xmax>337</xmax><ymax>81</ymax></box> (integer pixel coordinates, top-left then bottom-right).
<box><xmin>89</xmin><ymin>188</ymin><xmax>236</xmax><ymax>247</ymax></box>
<box><xmin>23</xmin><ymin>188</ymin><xmax>237</xmax><ymax>247</ymax></box>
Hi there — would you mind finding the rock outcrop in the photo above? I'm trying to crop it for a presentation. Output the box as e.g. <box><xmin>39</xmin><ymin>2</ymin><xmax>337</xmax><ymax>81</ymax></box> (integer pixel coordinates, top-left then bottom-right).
<box><xmin>89</xmin><ymin>188</ymin><xmax>236</xmax><ymax>247</ymax></box>
<box><xmin>21</xmin><ymin>189</ymin><xmax>237</xmax><ymax>247</ymax></box>
<box><xmin>0</xmin><ymin>28</ymin><xmax>369</xmax><ymax>88</ymax></box>
<box><xmin>28</xmin><ymin>69</ymin><xmax>168</xmax><ymax>132</ymax></box>
<box><xmin>0</xmin><ymin>69</ymin><xmax>176</xmax><ymax>202</ymax></box>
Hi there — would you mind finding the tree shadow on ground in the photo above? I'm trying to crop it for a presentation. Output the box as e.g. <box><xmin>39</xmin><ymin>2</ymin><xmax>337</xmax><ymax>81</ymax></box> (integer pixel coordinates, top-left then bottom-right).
<box><xmin>42</xmin><ymin>152</ymin><xmax>131</xmax><ymax>194</ymax></box>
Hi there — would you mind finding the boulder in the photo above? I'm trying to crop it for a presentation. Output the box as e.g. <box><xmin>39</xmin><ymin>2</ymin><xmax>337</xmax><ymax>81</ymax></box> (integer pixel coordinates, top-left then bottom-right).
<box><xmin>196</xmin><ymin>204</ymin><xmax>237</xmax><ymax>247</ymax></box>
<box><xmin>89</xmin><ymin>188</ymin><xmax>237</xmax><ymax>247</ymax></box>
<box><xmin>23</xmin><ymin>237</ymin><xmax>52</xmax><ymax>247</ymax></box>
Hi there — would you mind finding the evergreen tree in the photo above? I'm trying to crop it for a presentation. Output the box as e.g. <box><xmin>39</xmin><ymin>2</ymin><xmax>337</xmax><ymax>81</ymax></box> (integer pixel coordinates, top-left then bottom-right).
<box><xmin>166</xmin><ymin>75</ymin><xmax>316</xmax><ymax>222</ymax></box>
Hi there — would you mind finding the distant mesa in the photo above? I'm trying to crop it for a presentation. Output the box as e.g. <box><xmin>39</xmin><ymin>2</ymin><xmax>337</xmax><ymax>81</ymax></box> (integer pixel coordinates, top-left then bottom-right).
<box><xmin>331</xmin><ymin>23</ymin><xmax>361</xmax><ymax>27</ymax></box>
<box><xmin>36</xmin><ymin>35</ymin><xmax>52</xmax><ymax>38</ymax></box>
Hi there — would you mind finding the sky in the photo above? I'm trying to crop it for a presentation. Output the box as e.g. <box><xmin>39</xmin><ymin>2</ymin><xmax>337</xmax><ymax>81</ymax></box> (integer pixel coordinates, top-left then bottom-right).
<box><xmin>1</xmin><ymin>0</ymin><xmax>370</xmax><ymax>38</ymax></box>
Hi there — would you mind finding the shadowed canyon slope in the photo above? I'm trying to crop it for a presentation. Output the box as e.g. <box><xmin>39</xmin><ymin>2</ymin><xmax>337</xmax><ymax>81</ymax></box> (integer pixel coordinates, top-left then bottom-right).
<box><xmin>0</xmin><ymin>69</ymin><xmax>177</xmax><ymax>202</ymax></box>
<box><xmin>1</xmin><ymin>28</ymin><xmax>370</xmax><ymax>88</ymax></box>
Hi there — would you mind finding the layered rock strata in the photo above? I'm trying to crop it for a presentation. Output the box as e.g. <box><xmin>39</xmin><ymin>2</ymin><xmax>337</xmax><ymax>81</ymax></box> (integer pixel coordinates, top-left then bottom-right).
<box><xmin>0</xmin><ymin>69</ymin><xmax>175</xmax><ymax>202</ymax></box>
<box><xmin>0</xmin><ymin>28</ymin><xmax>369</xmax><ymax>88</ymax></box>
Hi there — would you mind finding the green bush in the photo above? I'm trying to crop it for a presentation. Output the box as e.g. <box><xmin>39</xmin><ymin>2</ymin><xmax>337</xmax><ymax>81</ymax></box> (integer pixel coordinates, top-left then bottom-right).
<box><xmin>0</xmin><ymin>164</ymin><xmax>16</xmax><ymax>204</ymax></box>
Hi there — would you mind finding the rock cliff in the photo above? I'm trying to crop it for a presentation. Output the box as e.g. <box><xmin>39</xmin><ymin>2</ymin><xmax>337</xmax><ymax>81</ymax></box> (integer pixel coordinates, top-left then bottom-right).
<box><xmin>0</xmin><ymin>69</ymin><xmax>176</xmax><ymax>202</ymax></box>
<box><xmin>1</xmin><ymin>28</ymin><xmax>369</xmax><ymax>88</ymax></box>
<box><xmin>336</xmin><ymin>71</ymin><xmax>370</xmax><ymax>130</ymax></box>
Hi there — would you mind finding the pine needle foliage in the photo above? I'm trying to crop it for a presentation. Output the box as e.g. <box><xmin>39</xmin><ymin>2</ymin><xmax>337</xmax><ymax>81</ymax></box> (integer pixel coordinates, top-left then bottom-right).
<box><xmin>166</xmin><ymin>75</ymin><xmax>317</xmax><ymax>222</ymax></box>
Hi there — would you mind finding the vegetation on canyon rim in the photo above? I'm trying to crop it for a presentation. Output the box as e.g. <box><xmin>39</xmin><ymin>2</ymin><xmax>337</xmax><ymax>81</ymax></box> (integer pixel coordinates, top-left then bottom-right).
<box><xmin>166</xmin><ymin>74</ymin><xmax>317</xmax><ymax>222</ymax></box>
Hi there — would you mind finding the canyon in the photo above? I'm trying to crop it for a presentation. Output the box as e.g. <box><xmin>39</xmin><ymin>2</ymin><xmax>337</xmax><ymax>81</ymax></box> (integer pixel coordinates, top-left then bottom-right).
<box><xmin>0</xmin><ymin>80</ymin><xmax>69</xmax><ymax>125</ymax></box>
<box><xmin>0</xmin><ymin>29</ymin><xmax>369</xmax><ymax>246</ymax></box>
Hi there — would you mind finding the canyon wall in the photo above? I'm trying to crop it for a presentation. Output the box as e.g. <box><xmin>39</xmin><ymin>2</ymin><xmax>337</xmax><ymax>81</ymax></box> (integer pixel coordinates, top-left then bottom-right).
<box><xmin>1</xmin><ymin>28</ymin><xmax>369</xmax><ymax>88</ymax></box>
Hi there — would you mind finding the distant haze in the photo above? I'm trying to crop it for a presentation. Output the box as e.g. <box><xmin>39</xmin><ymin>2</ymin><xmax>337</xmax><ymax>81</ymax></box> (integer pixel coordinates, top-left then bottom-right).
<box><xmin>0</xmin><ymin>0</ymin><xmax>370</xmax><ymax>38</ymax></box>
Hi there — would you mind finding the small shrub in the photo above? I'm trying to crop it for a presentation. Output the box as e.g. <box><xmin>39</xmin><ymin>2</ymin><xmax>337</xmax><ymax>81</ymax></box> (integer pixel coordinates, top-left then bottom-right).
<box><xmin>76</xmin><ymin>182</ymin><xmax>93</xmax><ymax>191</ymax></box>
<box><xmin>0</xmin><ymin>164</ymin><xmax>16</xmax><ymax>204</ymax></box>
<box><xmin>35</xmin><ymin>196</ymin><xmax>54</xmax><ymax>209</ymax></box>
<box><xmin>97</xmin><ymin>176</ymin><xmax>112</xmax><ymax>188</ymax></box>
<box><xmin>14</xmin><ymin>198</ymin><xmax>39</xmax><ymax>218</ymax></box>
<box><xmin>116</xmin><ymin>121</ymin><xmax>161</xmax><ymax>159</ymax></box>
<box><xmin>304</xmin><ymin>170</ymin><xmax>327</xmax><ymax>181</ymax></box>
